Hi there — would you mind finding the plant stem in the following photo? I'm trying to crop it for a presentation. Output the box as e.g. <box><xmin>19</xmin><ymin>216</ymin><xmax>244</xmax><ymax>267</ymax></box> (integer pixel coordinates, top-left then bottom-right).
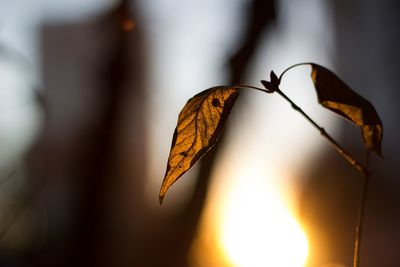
<box><xmin>233</xmin><ymin>84</ymin><xmax>271</xmax><ymax>94</ymax></box>
<box><xmin>237</xmin><ymin>82</ymin><xmax>367</xmax><ymax>175</ymax></box>
<box><xmin>274</xmin><ymin>87</ymin><xmax>368</xmax><ymax>176</ymax></box>
<box><xmin>278</xmin><ymin>62</ymin><xmax>314</xmax><ymax>82</ymax></box>
<box><xmin>353</xmin><ymin>151</ymin><xmax>370</xmax><ymax>267</ymax></box>
<box><xmin>241</xmin><ymin>75</ymin><xmax>371</xmax><ymax>266</ymax></box>
<box><xmin>274</xmin><ymin>84</ymin><xmax>371</xmax><ymax>266</ymax></box>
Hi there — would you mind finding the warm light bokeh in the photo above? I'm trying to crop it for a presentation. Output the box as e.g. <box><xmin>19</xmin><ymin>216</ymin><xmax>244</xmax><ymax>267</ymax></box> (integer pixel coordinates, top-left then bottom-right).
<box><xmin>218</xmin><ymin>170</ymin><xmax>309</xmax><ymax>267</ymax></box>
<box><xmin>190</xmin><ymin>165</ymin><xmax>309</xmax><ymax>267</ymax></box>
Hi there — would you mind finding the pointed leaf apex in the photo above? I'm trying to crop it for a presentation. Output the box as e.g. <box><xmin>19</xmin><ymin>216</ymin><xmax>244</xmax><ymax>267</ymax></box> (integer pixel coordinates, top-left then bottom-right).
<box><xmin>270</xmin><ymin>71</ymin><xmax>279</xmax><ymax>87</ymax></box>
<box><xmin>159</xmin><ymin>194</ymin><xmax>165</xmax><ymax>205</ymax></box>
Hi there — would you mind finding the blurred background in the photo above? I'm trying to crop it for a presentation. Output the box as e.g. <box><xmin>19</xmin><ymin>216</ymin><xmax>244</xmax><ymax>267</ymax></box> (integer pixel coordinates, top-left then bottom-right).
<box><xmin>0</xmin><ymin>0</ymin><xmax>399</xmax><ymax>266</ymax></box>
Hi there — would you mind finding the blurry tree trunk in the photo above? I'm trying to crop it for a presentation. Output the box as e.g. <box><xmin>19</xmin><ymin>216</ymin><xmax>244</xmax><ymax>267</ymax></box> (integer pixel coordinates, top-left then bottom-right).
<box><xmin>31</xmin><ymin>1</ymin><xmax>150</xmax><ymax>266</ymax></box>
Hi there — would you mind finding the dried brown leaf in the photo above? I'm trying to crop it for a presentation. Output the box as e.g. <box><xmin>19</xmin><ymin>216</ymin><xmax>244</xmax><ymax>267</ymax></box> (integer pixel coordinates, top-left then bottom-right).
<box><xmin>159</xmin><ymin>87</ymin><xmax>239</xmax><ymax>204</ymax></box>
<box><xmin>311</xmin><ymin>63</ymin><xmax>383</xmax><ymax>156</ymax></box>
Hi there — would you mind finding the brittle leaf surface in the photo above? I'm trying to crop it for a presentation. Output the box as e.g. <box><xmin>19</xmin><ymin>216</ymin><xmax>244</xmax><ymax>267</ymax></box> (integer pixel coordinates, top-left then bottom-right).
<box><xmin>159</xmin><ymin>87</ymin><xmax>239</xmax><ymax>203</ymax></box>
<box><xmin>311</xmin><ymin>64</ymin><xmax>383</xmax><ymax>156</ymax></box>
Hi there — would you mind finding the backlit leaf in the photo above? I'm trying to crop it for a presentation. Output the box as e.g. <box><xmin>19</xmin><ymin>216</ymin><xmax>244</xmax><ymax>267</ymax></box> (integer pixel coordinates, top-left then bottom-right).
<box><xmin>159</xmin><ymin>87</ymin><xmax>239</xmax><ymax>204</ymax></box>
<box><xmin>310</xmin><ymin>63</ymin><xmax>383</xmax><ymax>156</ymax></box>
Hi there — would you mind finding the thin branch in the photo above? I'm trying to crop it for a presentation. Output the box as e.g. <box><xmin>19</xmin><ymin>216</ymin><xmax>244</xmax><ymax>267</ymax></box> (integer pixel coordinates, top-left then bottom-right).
<box><xmin>278</xmin><ymin>62</ymin><xmax>314</xmax><ymax>82</ymax></box>
<box><xmin>233</xmin><ymin>84</ymin><xmax>270</xmax><ymax>93</ymax></box>
<box><xmin>276</xmin><ymin>62</ymin><xmax>374</xmax><ymax>266</ymax></box>
<box><xmin>274</xmin><ymin>87</ymin><xmax>368</xmax><ymax>176</ymax></box>
<box><xmin>353</xmin><ymin>151</ymin><xmax>371</xmax><ymax>267</ymax></box>
<box><xmin>233</xmin><ymin>81</ymin><xmax>368</xmax><ymax>176</ymax></box>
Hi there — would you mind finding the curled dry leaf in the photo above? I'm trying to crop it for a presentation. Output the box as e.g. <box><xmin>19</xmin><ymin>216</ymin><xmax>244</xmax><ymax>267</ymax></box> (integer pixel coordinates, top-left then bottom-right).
<box><xmin>311</xmin><ymin>64</ymin><xmax>383</xmax><ymax>156</ymax></box>
<box><xmin>159</xmin><ymin>87</ymin><xmax>239</xmax><ymax>204</ymax></box>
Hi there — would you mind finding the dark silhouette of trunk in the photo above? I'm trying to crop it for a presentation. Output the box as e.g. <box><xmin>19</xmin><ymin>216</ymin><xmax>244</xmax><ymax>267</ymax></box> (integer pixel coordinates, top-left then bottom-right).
<box><xmin>29</xmin><ymin>1</ymin><xmax>149</xmax><ymax>266</ymax></box>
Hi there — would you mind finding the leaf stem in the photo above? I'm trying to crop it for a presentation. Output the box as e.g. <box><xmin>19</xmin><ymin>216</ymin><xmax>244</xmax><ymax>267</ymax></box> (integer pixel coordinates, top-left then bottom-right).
<box><xmin>233</xmin><ymin>84</ymin><xmax>270</xmax><ymax>93</ymax></box>
<box><xmin>274</xmin><ymin>87</ymin><xmax>368</xmax><ymax>176</ymax></box>
<box><xmin>278</xmin><ymin>62</ymin><xmax>314</xmax><ymax>82</ymax></box>
<box><xmin>353</xmin><ymin>151</ymin><xmax>371</xmax><ymax>267</ymax></box>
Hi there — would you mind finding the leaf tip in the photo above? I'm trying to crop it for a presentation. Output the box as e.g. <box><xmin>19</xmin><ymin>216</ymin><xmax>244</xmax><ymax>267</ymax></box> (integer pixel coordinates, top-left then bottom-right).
<box><xmin>159</xmin><ymin>194</ymin><xmax>165</xmax><ymax>205</ymax></box>
<box><xmin>159</xmin><ymin>181</ymin><xmax>168</xmax><ymax>205</ymax></box>
<box><xmin>362</xmin><ymin>124</ymin><xmax>383</xmax><ymax>158</ymax></box>
<box><xmin>270</xmin><ymin>71</ymin><xmax>279</xmax><ymax>86</ymax></box>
